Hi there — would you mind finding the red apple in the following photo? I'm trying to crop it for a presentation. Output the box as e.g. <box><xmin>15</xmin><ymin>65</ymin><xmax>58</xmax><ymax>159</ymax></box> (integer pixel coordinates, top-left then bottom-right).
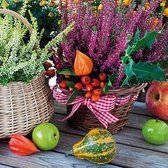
<box><xmin>146</xmin><ymin>81</ymin><xmax>168</xmax><ymax>120</ymax></box>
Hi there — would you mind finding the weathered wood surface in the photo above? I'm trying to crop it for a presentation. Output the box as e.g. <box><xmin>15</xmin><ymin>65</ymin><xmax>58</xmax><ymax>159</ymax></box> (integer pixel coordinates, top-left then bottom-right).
<box><xmin>0</xmin><ymin>101</ymin><xmax>167</xmax><ymax>168</ymax></box>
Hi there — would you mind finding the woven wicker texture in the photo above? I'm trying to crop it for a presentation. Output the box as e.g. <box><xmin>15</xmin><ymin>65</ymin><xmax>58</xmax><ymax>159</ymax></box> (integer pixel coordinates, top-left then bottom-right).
<box><xmin>67</xmin><ymin>83</ymin><xmax>147</xmax><ymax>134</ymax></box>
<box><xmin>0</xmin><ymin>9</ymin><xmax>54</xmax><ymax>139</ymax></box>
<box><xmin>0</xmin><ymin>73</ymin><xmax>54</xmax><ymax>139</ymax></box>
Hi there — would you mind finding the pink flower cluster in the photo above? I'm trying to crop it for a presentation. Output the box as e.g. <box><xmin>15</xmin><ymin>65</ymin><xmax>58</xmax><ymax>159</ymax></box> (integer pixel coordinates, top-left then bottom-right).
<box><xmin>59</xmin><ymin>0</ymin><xmax>168</xmax><ymax>88</ymax></box>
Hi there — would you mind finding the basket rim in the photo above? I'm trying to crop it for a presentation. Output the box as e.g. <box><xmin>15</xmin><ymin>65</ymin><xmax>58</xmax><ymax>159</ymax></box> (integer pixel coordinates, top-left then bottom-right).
<box><xmin>0</xmin><ymin>9</ymin><xmax>33</xmax><ymax>33</ymax></box>
<box><xmin>107</xmin><ymin>83</ymin><xmax>147</xmax><ymax>95</ymax></box>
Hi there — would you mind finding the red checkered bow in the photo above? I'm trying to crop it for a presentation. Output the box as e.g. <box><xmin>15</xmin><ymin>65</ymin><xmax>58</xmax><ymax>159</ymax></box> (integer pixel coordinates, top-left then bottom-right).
<box><xmin>53</xmin><ymin>87</ymin><xmax>139</xmax><ymax>128</ymax></box>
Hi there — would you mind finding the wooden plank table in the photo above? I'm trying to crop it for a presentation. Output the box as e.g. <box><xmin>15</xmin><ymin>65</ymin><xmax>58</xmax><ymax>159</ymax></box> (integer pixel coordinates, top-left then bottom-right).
<box><xmin>0</xmin><ymin>101</ymin><xmax>168</xmax><ymax>168</ymax></box>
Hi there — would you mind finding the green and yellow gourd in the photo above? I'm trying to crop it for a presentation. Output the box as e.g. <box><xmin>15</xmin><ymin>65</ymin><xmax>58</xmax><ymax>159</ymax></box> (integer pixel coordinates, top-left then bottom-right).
<box><xmin>72</xmin><ymin>128</ymin><xmax>117</xmax><ymax>164</ymax></box>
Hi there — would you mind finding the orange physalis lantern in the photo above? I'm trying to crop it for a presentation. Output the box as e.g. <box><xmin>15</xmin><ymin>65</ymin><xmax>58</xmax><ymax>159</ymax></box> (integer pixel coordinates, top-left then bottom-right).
<box><xmin>74</xmin><ymin>50</ymin><xmax>93</xmax><ymax>76</ymax></box>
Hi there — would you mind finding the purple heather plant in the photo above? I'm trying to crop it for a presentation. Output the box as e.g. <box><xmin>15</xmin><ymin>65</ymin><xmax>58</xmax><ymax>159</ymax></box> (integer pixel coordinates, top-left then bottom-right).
<box><xmin>57</xmin><ymin>0</ymin><xmax>168</xmax><ymax>89</ymax></box>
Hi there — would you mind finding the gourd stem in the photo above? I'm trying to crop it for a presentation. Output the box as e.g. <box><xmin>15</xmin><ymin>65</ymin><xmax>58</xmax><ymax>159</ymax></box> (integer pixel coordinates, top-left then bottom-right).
<box><xmin>65</xmin><ymin>150</ymin><xmax>73</xmax><ymax>158</ymax></box>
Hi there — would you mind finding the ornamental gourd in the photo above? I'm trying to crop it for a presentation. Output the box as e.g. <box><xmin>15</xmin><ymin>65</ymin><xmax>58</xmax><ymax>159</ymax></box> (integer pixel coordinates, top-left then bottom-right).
<box><xmin>74</xmin><ymin>50</ymin><xmax>93</xmax><ymax>76</ymax></box>
<box><xmin>72</xmin><ymin>128</ymin><xmax>117</xmax><ymax>164</ymax></box>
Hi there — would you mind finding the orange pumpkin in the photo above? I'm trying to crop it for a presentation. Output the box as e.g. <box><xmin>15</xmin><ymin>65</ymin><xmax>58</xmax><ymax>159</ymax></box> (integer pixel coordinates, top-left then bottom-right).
<box><xmin>74</xmin><ymin>50</ymin><xmax>93</xmax><ymax>76</ymax></box>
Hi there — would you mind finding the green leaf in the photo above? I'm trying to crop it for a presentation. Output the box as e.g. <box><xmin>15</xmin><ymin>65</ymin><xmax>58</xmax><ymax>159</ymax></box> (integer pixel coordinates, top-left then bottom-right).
<box><xmin>126</xmin><ymin>31</ymin><xmax>160</xmax><ymax>56</ymax></box>
<box><xmin>122</xmin><ymin>55</ymin><xmax>129</xmax><ymax>64</ymax></box>
<box><xmin>124</xmin><ymin>57</ymin><xmax>135</xmax><ymax>78</ymax></box>
<box><xmin>122</xmin><ymin>57</ymin><xmax>166</xmax><ymax>86</ymax></box>
<box><xmin>67</xmin><ymin>81</ymin><xmax>75</xmax><ymax>88</ymax></box>
<box><xmin>133</xmin><ymin>62</ymin><xmax>166</xmax><ymax>82</ymax></box>
<box><xmin>121</xmin><ymin>56</ymin><xmax>135</xmax><ymax>86</ymax></box>
<box><xmin>67</xmin><ymin>90</ymin><xmax>82</xmax><ymax>104</ymax></box>
<box><xmin>122</xmin><ymin>76</ymin><xmax>130</xmax><ymax>86</ymax></box>
<box><xmin>129</xmin><ymin>28</ymin><xmax>140</xmax><ymax>47</ymax></box>
<box><xmin>107</xmin><ymin>73</ymin><xmax>116</xmax><ymax>86</ymax></box>
<box><xmin>57</xmin><ymin>69</ymin><xmax>75</xmax><ymax>75</ymax></box>
<box><xmin>103</xmin><ymin>84</ymin><xmax>110</xmax><ymax>94</ymax></box>
<box><xmin>107</xmin><ymin>80</ymin><xmax>113</xmax><ymax>87</ymax></box>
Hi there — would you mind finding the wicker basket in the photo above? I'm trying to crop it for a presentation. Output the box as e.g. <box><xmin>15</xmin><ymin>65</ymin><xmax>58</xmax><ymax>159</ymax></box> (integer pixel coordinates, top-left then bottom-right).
<box><xmin>0</xmin><ymin>9</ymin><xmax>54</xmax><ymax>139</ymax></box>
<box><xmin>67</xmin><ymin>83</ymin><xmax>147</xmax><ymax>134</ymax></box>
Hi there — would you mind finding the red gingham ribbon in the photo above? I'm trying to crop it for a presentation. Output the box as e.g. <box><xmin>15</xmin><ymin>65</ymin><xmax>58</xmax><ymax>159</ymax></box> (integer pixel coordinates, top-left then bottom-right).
<box><xmin>53</xmin><ymin>87</ymin><xmax>139</xmax><ymax>128</ymax></box>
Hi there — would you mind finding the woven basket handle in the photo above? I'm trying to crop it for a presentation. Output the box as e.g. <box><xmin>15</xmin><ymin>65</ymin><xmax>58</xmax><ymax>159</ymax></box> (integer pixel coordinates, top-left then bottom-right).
<box><xmin>0</xmin><ymin>9</ymin><xmax>33</xmax><ymax>34</ymax></box>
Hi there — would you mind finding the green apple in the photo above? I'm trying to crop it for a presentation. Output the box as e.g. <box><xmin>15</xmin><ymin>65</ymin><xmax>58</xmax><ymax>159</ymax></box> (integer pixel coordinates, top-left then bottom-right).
<box><xmin>32</xmin><ymin>122</ymin><xmax>60</xmax><ymax>150</ymax></box>
<box><xmin>142</xmin><ymin>119</ymin><xmax>168</xmax><ymax>145</ymax></box>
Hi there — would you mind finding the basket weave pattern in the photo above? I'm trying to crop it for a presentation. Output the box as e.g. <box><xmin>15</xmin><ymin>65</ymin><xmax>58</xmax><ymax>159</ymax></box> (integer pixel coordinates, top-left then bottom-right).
<box><xmin>67</xmin><ymin>83</ymin><xmax>147</xmax><ymax>134</ymax></box>
<box><xmin>0</xmin><ymin>73</ymin><xmax>54</xmax><ymax>139</ymax></box>
<box><xmin>0</xmin><ymin>9</ymin><xmax>54</xmax><ymax>138</ymax></box>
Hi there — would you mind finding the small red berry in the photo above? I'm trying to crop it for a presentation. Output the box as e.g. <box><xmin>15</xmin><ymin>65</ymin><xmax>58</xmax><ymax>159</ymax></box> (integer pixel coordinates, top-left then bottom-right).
<box><xmin>99</xmin><ymin>73</ymin><xmax>107</xmax><ymax>81</ymax></box>
<box><xmin>91</xmin><ymin>78</ymin><xmax>100</xmax><ymax>87</ymax></box>
<box><xmin>93</xmin><ymin>88</ymin><xmax>102</xmax><ymax>95</ymax></box>
<box><xmin>81</xmin><ymin>76</ymin><xmax>91</xmax><ymax>85</ymax></box>
<box><xmin>59</xmin><ymin>81</ymin><xmax>67</xmax><ymax>89</ymax></box>
<box><xmin>45</xmin><ymin>69</ymin><xmax>55</xmax><ymax>77</ymax></box>
<box><xmin>91</xmin><ymin>94</ymin><xmax>100</xmax><ymax>102</ymax></box>
<box><xmin>85</xmin><ymin>91</ymin><xmax>92</xmax><ymax>98</ymax></box>
<box><xmin>74</xmin><ymin>82</ymin><xmax>83</xmax><ymax>90</ymax></box>
<box><xmin>86</xmin><ymin>84</ymin><xmax>93</xmax><ymax>92</ymax></box>
<box><xmin>100</xmin><ymin>82</ymin><xmax>105</xmax><ymax>88</ymax></box>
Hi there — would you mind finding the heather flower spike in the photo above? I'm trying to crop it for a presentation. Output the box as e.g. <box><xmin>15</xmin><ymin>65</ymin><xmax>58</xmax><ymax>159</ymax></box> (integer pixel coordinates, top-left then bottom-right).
<box><xmin>55</xmin><ymin>0</ymin><xmax>167</xmax><ymax>89</ymax></box>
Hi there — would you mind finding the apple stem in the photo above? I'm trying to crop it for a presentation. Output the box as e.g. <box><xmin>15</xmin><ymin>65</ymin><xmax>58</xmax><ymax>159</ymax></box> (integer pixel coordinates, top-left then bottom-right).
<box><xmin>65</xmin><ymin>150</ymin><xmax>73</xmax><ymax>157</ymax></box>
<box><xmin>156</xmin><ymin>118</ymin><xmax>158</xmax><ymax>122</ymax></box>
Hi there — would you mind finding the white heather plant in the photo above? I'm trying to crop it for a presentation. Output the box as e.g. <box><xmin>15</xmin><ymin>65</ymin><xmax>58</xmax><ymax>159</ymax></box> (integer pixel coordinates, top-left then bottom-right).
<box><xmin>0</xmin><ymin>12</ymin><xmax>73</xmax><ymax>85</ymax></box>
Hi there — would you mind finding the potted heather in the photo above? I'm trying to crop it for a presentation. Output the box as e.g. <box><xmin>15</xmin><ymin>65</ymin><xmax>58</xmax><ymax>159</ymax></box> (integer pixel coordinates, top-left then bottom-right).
<box><xmin>0</xmin><ymin>9</ymin><xmax>72</xmax><ymax>85</ymax></box>
<box><xmin>0</xmin><ymin>9</ymin><xmax>73</xmax><ymax>138</ymax></box>
<box><xmin>48</xmin><ymin>0</ymin><xmax>168</xmax><ymax>133</ymax></box>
